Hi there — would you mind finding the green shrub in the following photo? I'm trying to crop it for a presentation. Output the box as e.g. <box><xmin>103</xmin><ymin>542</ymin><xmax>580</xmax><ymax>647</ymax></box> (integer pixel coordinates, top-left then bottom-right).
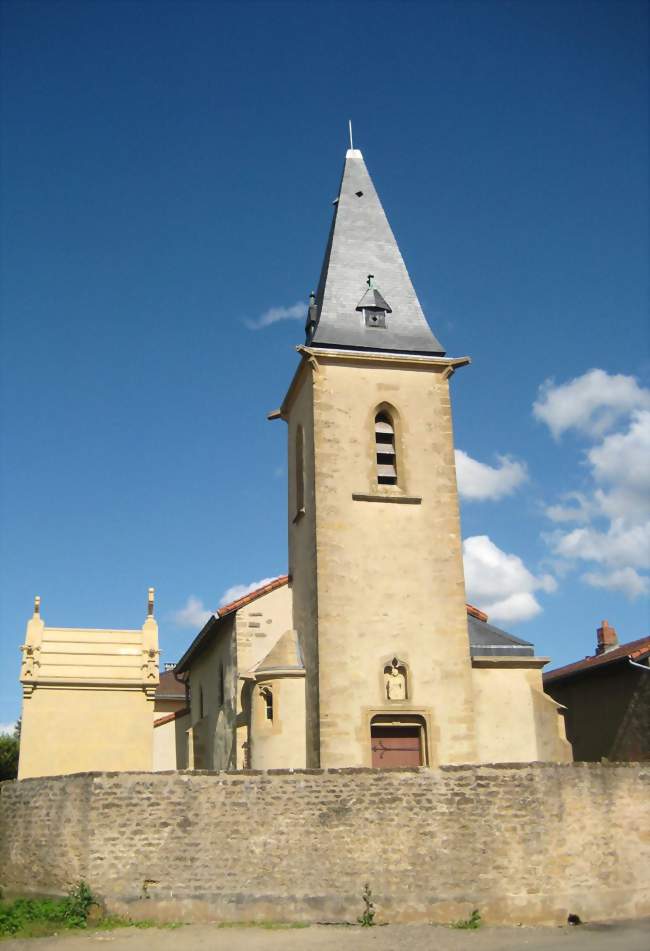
<box><xmin>0</xmin><ymin>733</ymin><xmax>19</xmax><ymax>782</ymax></box>
<box><xmin>0</xmin><ymin>881</ymin><xmax>97</xmax><ymax>937</ymax></box>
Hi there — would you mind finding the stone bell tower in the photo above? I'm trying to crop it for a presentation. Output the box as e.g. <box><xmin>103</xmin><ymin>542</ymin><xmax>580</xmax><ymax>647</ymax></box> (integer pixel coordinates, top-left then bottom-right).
<box><xmin>278</xmin><ymin>148</ymin><xmax>477</xmax><ymax>768</ymax></box>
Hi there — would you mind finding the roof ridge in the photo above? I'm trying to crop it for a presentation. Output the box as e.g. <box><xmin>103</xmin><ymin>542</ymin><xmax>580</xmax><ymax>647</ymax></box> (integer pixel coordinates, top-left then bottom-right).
<box><xmin>544</xmin><ymin>634</ymin><xmax>650</xmax><ymax>682</ymax></box>
<box><xmin>217</xmin><ymin>575</ymin><xmax>289</xmax><ymax>618</ymax></box>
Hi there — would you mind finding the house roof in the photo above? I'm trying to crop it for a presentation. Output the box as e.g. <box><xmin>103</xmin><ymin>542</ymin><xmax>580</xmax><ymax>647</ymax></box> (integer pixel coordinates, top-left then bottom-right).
<box><xmin>175</xmin><ymin>575</ymin><xmax>289</xmax><ymax>674</ymax></box>
<box><xmin>174</xmin><ymin>575</ymin><xmax>537</xmax><ymax>675</ymax></box>
<box><xmin>307</xmin><ymin>149</ymin><xmax>445</xmax><ymax>356</ymax></box>
<box><xmin>544</xmin><ymin>636</ymin><xmax>650</xmax><ymax>684</ymax></box>
<box><xmin>218</xmin><ymin>575</ymin><xmax>289</xmax><ymax>618</ymax></box>
<box><xmin>155</xmin><ymin>668</ymin><xmax>187</xmax><ymax>699</ymax></box>
<box><xmin>154</xmin><ymin>707</ymin><xmax>189</xmax><ymax>728</ymax></box>
<box><xmin>467</xmin><ymin>613</ymin><xmax>534</xmax><ymax>657</ymax></box>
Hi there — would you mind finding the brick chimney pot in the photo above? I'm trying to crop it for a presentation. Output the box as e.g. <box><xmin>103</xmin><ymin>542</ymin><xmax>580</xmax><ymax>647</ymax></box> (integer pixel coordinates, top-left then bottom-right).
<box><xmin>596</xmin><ymin>620</ymin><xmax>619</xmax><ymax>655</ymax></box>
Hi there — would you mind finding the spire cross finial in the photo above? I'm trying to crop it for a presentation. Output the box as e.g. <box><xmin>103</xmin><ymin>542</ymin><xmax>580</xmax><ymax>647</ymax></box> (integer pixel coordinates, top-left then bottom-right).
<box><xmin>348</xmin><ymin>119</ymin><xmax>353</xmax><ymax>151</ymax></box>
<box><xmin>367</xmin><ymin>274</ymin><xmax>374</xmax><ymax>288</ymax></box>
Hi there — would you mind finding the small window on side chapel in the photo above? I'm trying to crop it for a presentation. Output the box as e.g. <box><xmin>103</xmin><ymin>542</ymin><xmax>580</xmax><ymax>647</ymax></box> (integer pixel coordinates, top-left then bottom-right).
<box><xmin>217</xmin><ymin>663</ymin><xmax>225</xmax><ymax>708</ymax></box>
<box><xmin>375</xmin><ymin>412</ymin><xmax>397</xmax><ymax>485</ymax></box>
<box><xmin>295</xmin><ymin>425</ymin><xmax>305</xmax><ymax>517</ymax></box>
<box><xmin>259</xmin><ymin>685</ymin><xmax>273</xmax><ymax>722</ymax></box>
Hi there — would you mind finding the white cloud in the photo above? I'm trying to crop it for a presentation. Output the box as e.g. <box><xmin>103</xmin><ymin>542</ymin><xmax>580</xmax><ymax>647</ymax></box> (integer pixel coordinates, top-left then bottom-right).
<box><xmin>533</xmin><ymin>369</ymin><xmax>650</xmax><ymax>439</ymax></box>
<box><xmin>245</xmin><ymin>301</ymin><xmax>306</xmax><ymax>330</ymax></box>
<box><xmin>173</xmin><ymin>596</ymin><xmax>212</xmax><ymax>629</ymax></box>
<box><xmin>538</xmin><ymin>371</ymin><xmax>650</xmax><ymax>600</ymax></box>
<box><xmin>549</xmin><ymin>520</ymin><xmax>650</xmax><ymax>571</ymax></box>
<box><xmin>588</xmin><ymin>410</ymin><xmax>650</xmax><ymax>523</ymax></box>
<box><xmin>462</xmin><ymin>535</ymin><xmax>555</xmax><ymax>623</ymax></box>
<box><xmin>0</xmin><ymin>722</ymin><xmax>16</xmax><ymax>736</ymax></box>
<box><xmin>582</xmin><ymin>567</ymin><xmax>649</xmax><ymax>599</ymax></box>
<box><xmin>219</xmin><ymin>577</ymin><xmax>278</xmax><ymax>607</ymax></box>
<box><xmin>545</xmin><ymin>492</ymin><xmax>593</xmax><ymax>524</ymax></box>
<box><xmin>455</xmin><ymin>450</ymin><xmax>528</xmax><ymax>501</ymax></box>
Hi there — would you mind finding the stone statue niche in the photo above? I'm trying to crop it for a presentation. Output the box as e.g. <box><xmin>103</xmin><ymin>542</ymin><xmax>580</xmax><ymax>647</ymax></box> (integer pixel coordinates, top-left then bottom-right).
<box><xmin>384</xmin><ymin>658</ymin><xmax>407</xmax><ymax>701</ymax></box>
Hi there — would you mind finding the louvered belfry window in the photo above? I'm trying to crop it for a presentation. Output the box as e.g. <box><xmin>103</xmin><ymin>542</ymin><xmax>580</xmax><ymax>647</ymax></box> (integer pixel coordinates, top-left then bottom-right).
<box><xmin>375</xmin><ymin>411</ymin><xmax>397</xmax><ymax>485</ymax></box>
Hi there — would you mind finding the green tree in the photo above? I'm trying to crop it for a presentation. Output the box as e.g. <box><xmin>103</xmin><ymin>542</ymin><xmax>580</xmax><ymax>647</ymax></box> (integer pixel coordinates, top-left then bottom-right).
<box><xmin>0</xmin><ymin>724</ymin><xmax>20</xmax><ymax>781</ymax></box>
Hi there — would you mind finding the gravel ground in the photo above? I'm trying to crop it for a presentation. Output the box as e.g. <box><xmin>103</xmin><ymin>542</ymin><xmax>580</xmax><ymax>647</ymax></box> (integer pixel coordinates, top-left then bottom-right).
<box><xmin>2</xmin><ymin>919</ymin><xmax>649</xmax><ymax>951</ymax></box>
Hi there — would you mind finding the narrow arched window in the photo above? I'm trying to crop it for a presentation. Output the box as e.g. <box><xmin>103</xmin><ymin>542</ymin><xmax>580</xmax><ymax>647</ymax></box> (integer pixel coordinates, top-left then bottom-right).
<box><xmin>375</xmin><ymin>411</ymin><xmax>397</xmax><ymax>485</ymax></box>
<box><xmin>217</xmin><ymin>663</ymin><xmax>225</xmax><ymax>707</ymax></box>
<box><xmin>259</xmin><ymin>685</ymin><xmax>273</xmax><ymax>722</ymax></box>
<box><xmin>295</xmin><ymin>425</ymin><xmax>305</xmax><ymax>516</ymax></box>
<box><xmin>199</xmin><ymin>685</ymin><xmax>204</xmax><ymax>719</ymax></box>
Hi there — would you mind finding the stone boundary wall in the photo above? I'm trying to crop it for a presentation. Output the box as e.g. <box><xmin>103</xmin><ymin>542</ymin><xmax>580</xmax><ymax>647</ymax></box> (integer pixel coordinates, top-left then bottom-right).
<box><xmin>1</xmin><ymin>764</ymin><xmax>649</xmax><ymax>925</ymax></box>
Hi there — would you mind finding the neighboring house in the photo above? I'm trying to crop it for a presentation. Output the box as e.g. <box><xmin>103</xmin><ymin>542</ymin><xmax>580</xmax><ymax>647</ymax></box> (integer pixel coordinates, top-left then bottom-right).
<box><xmin>177</xmin><ymin>577</ymin><xmax>569</xmax><ymax>770</ymax></box>
<box><xmin>544</xmin><ymin>621</ymin><xmax>650</xmax><ymax>762</ymax></box>
<box><xmin>153</xmin><ymin>666</ymin><xmax>190</xmax><ymax>771</ymax></box>
<box><xmin>18</xmin><ymin>592</ymin><xmax>159</xmax><ymax>779</ymax></box>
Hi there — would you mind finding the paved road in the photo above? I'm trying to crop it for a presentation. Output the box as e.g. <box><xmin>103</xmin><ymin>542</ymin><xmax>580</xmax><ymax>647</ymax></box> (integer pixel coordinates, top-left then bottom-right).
<box><xmin>3</xmin><ymin>920</ymin><xmax>649</xmax><ymax>951</ymax></box>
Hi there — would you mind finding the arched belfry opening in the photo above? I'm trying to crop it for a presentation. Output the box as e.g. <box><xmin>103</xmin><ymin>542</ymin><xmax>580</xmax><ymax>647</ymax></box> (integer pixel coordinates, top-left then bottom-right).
<box><xmin>374</xmin><ymin>411</ymin><xmax>397</xmax><ymax>485</ymax></box>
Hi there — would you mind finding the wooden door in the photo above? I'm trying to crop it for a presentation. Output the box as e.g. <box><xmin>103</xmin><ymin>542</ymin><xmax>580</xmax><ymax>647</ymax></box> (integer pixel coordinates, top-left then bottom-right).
<box><xmin>371</xmin><ymin>725</ymin><xmax>422</xmax><ymax>767</ymax></box>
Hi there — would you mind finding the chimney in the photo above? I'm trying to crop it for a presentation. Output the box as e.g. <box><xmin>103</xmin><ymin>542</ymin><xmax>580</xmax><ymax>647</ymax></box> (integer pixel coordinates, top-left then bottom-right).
<box><xmin>596</xmin><ymin>620</ymin><xmax>618</xmax><ymax>655</ymax></box>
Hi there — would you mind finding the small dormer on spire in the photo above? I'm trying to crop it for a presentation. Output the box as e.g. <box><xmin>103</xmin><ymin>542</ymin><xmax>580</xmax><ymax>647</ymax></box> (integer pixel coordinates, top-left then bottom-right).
<box><xmin>356</xmin><ymin>274</ymin><xmax>392</xmax><ymax>329</ymax></box>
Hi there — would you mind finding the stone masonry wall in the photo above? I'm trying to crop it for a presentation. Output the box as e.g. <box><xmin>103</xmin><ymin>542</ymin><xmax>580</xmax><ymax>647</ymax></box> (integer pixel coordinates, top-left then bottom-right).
<box><xmin>1</xmin><ymin>764</ymin><xmax>648</xmax><ymax>925</ymax></box>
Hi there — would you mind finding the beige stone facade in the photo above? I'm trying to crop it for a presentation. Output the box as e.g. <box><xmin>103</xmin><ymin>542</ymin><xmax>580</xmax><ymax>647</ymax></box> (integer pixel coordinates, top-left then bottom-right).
<box><xmin>18</xmin><ymin>594</ymin><xmax>159</xmax><ymax>779</ymax></box>
<box><xmin>284</xmin><ymin>351</ymin><xmax>479</xmax><ymax>767</ymax></box>
<box><xmin>277</xmin><ymin>349</ymin><xmax>570</xmax><ymax>768</ymax></box>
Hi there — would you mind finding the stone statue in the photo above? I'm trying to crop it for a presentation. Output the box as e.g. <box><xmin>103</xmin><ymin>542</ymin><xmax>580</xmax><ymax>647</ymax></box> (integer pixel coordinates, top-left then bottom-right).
<box><xmin>386</xmin><ymin>660</ymin><xmax>406</xmax><ymax>700</ymax></box>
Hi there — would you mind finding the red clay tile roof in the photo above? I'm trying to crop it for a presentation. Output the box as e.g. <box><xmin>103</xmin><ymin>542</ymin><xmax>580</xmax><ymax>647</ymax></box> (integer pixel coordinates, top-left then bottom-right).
<box><xmin>155</xmin><ymin>668</ymin><xmax>187</xmax><ymax>699</ymax></box>
<box><xmin>217</xmin><ymin>575</ymin><xmax>289</xmax><ymax>617</ymax></box>
<box><xmin>213</xmin><ymin>574</ymin><xmax>484</xmax><ymax>623</ymax></box>
<box><xmin>176</xmin><ymin>578</ymin><xmax>494</xmax><ymax>675</ymax></box>
<box><xmin>466</xmin><ymin>603</ymin><xmax>488</xmax><ymax>622</ymax></box>
<box><xmin>544</xmin><ymin>636</ymin><xmax>650</xmax><ymax>683</ymax></box>
<box><xmin>154</xmin><ymin>707</ymin><xmax>189</xmax><ymax>728</ymax></box>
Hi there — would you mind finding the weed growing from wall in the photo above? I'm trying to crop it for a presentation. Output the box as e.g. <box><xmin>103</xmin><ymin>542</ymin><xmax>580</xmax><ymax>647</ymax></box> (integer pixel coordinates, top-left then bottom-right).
<box><xmin>451</xmin><ymin>908</ymin><xmax>482</xmax><ymax>929</ymax></box>
<box><xmin>357</xmin><ymin>883</ymin><xmax>376</xmax><ymax>927</ymax></box>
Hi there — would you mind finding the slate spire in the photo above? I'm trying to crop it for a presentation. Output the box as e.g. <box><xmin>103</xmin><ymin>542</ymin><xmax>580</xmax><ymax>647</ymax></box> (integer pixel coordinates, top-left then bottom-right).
<box><xmin>307</xmin><ymin>149</ymin><xmax>445</xmax><ymax>355</ymax></box>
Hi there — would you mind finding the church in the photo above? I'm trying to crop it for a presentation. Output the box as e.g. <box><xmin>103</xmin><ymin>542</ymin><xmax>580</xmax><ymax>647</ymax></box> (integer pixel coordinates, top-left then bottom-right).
<box><xmin>173</xmin><ymin>146</ymin><xmax>571</xmax><ymax>771</ymax></box>
<box><xmin>17</xmin><ymin>146</ymin><xmax>571</xmax><ymax>778</ymax></box>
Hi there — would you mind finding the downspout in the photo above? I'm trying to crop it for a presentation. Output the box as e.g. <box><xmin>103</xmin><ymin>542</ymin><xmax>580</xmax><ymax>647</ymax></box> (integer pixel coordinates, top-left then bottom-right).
<box><xmin>174</xmin><ymin>669</ymin><xmax>190</xmax><ymax>710</ymax></box>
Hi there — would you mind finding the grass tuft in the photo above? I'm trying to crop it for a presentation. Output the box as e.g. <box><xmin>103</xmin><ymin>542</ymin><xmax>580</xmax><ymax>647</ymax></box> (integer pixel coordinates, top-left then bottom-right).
<box><xmin>450</xmin><ymin>908</ymin><xmax>482</xmax><ymax>930</ymax></box>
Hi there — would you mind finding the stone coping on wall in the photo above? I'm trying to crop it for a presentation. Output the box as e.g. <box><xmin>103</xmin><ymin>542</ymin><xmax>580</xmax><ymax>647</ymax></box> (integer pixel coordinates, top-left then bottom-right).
<box><xmin>3</xmin><ymin>759</ymin><xmax>644</xmax><ymax>786</ymax></box>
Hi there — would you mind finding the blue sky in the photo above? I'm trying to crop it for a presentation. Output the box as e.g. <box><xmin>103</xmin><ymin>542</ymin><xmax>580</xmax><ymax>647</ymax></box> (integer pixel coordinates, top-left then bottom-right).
<box><xmin>1</xmin><ymin>0</ymin><xmax>648</xmax><ymax>730</ymax></box>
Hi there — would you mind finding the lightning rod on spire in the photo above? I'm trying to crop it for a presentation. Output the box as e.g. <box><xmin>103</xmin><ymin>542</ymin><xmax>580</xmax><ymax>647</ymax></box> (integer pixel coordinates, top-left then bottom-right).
<box><xmin>348</xmin><ymin>119</ymin><xmax>353</xmax><ymax>151</ymax></box>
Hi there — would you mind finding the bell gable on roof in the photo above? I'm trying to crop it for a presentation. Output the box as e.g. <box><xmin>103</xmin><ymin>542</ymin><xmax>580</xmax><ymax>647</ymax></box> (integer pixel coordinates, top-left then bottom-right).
<box><xmin>307</xmin><ymin>149</ymin><xmax>445</xmax><ymax>356</ymax></box>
